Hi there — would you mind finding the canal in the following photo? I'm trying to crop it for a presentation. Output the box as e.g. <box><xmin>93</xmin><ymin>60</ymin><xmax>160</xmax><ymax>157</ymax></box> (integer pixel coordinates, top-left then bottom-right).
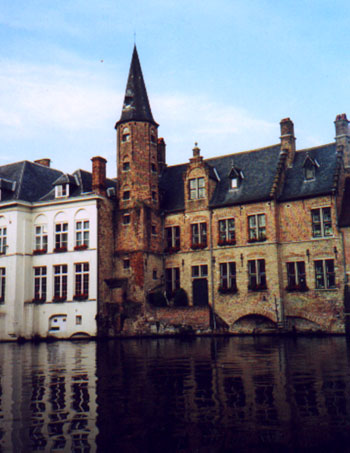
<box><xmin>1</xmin><ymin>336</ymin><xmax>350</xmax><ymax>452</ymax></box>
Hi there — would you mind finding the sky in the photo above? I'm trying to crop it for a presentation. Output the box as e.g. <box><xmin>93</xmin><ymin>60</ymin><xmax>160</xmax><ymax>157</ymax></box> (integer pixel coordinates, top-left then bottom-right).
<box><xmin>1</xmin><ymin>0</ymin><xmax>350</xmax><ymax>177</ymax></box>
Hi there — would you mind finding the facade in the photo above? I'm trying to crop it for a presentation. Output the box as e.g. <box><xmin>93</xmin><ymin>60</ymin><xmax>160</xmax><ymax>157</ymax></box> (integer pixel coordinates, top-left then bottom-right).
<box><xmin>97</xmin><ymin>46</ymin><xmax>350</xmax><ymax>336</ymax></box>
<box><xmin>0</xmin><ymin>158</ymin><xmax>115</xmax><ymax>340</ymax></box>
<box><xmin>2</xmin><ymin>46</ymin><xmax>350</xmax><ymax>339</ymax></box>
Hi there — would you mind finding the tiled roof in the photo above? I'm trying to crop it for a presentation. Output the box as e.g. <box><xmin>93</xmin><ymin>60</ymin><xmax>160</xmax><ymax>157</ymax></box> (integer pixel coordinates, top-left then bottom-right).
<box><xmin>160</xmin><ymin>143</ymin><xmax>339</xmax><ymax>212</ymax></box>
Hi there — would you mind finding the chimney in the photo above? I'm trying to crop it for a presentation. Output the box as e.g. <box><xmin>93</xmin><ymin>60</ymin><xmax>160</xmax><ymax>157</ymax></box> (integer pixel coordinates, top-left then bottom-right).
<box><xmin>190</xmin><ymin>142</ymin><xmax>203</xmax><ymax>164</ymax></box>
<box><xmin>280</xmin><ymin>118</ymin><xmax>296</xmax><ymax>167</ymax></box>
<box><xmin>34</xmin><ymin>158</ymin><xmax>51</xmax><ymax>167</ymax></box>
<box><xmin>91</xmin><ymin>156</ymin><xmax>107</xmax><ymax>196</ymax></box>
<box><xmin>335</xmin><ymin>114</ymin><xmax>350</xmax><ymax>169</ymax></box>
<box><xmin>157</xmin><ymin>137</ymin><xmax>166</xmax><ymax>172</ymax></box>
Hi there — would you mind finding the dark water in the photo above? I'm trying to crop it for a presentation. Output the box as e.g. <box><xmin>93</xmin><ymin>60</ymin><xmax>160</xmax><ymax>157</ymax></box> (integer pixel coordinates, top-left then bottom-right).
<box><xmin>1</xmin><ymin>337</ymin><xmax>350</xmax><ymax>452</ymax></box>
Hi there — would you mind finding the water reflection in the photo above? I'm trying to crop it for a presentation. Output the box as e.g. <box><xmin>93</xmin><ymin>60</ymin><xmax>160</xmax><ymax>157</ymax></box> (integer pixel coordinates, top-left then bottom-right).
<box><xmin>1</xmin><ymin>337</ymin><xmax>350</xmax><ymax>451</ymax></box>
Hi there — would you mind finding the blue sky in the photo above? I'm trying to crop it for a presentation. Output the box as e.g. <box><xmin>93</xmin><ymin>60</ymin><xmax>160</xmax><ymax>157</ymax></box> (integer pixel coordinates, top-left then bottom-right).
<box><xmin>1</xmin><ymin>0</ymin><xmax>350</xmax><ymax>177</ymax></box>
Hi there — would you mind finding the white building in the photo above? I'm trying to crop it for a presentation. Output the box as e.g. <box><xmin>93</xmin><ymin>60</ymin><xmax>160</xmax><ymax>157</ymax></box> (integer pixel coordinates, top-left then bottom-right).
<box><xmin>0</xmin><ymin>158</ymin><xmax>114</xmax><ymax>340</ymax></box>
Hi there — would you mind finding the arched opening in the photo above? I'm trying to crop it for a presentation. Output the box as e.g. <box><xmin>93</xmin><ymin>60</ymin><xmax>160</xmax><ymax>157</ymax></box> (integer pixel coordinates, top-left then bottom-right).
<box><xmin>231</xmin><ymin>314</ymin><xmax>276</xmax><ymax>334</ymax></box>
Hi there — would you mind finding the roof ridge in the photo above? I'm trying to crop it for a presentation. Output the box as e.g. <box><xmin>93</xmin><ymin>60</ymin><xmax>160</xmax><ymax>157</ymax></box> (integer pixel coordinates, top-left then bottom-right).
<box><xmin>204</xmin><ymin>144</ymin><xmax>281</xmax><ymax>162</ymax></box>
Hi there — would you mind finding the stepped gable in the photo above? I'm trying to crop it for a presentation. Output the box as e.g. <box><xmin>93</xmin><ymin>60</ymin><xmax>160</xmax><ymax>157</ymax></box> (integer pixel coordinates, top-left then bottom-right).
<box><xmin>279</xmin><ymin>143</ymin><xmax>337</xmax><ymax>201</ymax></box>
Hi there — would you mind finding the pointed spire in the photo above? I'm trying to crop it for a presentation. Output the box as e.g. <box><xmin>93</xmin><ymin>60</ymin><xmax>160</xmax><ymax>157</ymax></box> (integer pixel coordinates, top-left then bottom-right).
<box><xmin>116</xmin><ymin>46</ymin><xmax>157</xmax><ymax>128</ymax></box>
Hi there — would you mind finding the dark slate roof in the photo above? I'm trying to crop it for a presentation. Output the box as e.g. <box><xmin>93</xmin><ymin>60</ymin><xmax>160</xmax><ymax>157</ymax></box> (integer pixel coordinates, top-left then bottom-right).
<box><xmin>115</xmin><ymin>46</ymin><xmax>157</xmax><ymax>127</ymax></box>
<box><xmin>279</xmin><ymin>143</ymin><xmax>337</xmax><ymax>201</ymax></box>
<box><xmin>0</xmin><ymin>161</ymin><xmax>116</xmax><ymax>203</ymax></box>
<box><xmin>0</xmin><ymin>161</ymin><xmax>63</xmax><ymax>202</ymax></box>
<box><xmin>339</xmin><ymin>177</ymin><xmax>350</xmax><ymax>227</ymax></box>
<box><xmin>160</xmin><ymin>142</ymin><xmax>339</xmax><ymax>213</ymax></box>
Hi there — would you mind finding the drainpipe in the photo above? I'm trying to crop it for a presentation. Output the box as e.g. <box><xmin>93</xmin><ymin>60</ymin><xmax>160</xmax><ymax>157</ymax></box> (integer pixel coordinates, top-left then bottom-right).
<box><xmin>209</xmin><ymin>209</ymin><xmax>216</xmax><ymax>331</ymax></box>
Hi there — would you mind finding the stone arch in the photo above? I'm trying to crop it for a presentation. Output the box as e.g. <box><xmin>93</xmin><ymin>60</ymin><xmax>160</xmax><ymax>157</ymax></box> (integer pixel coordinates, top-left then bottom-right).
<box><xmin>74</xmin><ymin>209</ymin><xmax>88</xmax><ymax>221</ymax></box>
<box><xmin>231</xmin><ymin>313</ymin><xmax>277</xmax><ymax>334</ymax></box>
<box><xmin>54</xmin><ymin>211</ymin><xmax>67</xmax><ymax>223</ymax></box>
<box><xmin>33</xmin><ymin>213</ymin><xmax>47</xmax><ymax>225</ymax></box>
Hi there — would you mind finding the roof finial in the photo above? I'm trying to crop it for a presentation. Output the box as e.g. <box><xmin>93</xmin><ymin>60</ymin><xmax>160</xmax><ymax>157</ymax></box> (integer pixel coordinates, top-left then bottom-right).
<box><xmin>193</xmin><ymin>142</ymin><xmax>200</xmax><ymax>157</ymax></box>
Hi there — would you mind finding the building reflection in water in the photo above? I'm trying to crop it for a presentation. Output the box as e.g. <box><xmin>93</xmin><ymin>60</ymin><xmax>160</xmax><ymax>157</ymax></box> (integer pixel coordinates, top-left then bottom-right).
<box><xmin>1</xmin><ymin>337</ymin><xmax>350</xmax><ymax>451</ymax></box>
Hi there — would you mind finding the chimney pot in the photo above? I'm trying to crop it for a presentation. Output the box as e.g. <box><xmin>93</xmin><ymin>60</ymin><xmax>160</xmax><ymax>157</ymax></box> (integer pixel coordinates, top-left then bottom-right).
<box><xmin>335</xmin><ymin>113</ymin><xmax>349</xmax><ymax>137</ymax></box>
<box><xmin>280</xmin><ymin>118</ymin><xmax>294</xmax><ymax>136</ymax></box>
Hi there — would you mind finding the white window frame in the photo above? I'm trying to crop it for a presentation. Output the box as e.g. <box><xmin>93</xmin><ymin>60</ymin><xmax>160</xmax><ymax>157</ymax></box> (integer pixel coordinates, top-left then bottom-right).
<box><xmin>74</xmin><ymin>263</ymin><xmax>89</xmax><ymax>298</ymax></box>
<box><xmin>34</xmin><ymin>266</ymin><xmax>47</xmax><ymax>301</ymax></box>
<box><xmin>53</xmin><ymin>264</ymin><xmax>68</xmax><ymax>301</ymax></box>
<box><xmin>55</xmin><ymin>222</ymin><xmax>68</xmax><ymax>250</ymax></box>
<box><xmin>189</xmin><ymin>177</ymin><xmax>205</xmax><ymax>200</ymax></box>
<box><xmin>55</xmin><ymin>184</ymin><xmax>69</xmax><ymax>198</ymax></box>
<box><xmin>75</xmin><ymin>220</ymin><xmax>89</xmax><ymax>248</ymax></box>
<box><xmin>311</xmin><ymin>207</ymin><xmax>333</xmax><ymax>238</ymax></box>
<box><xmin>34</xmin><ymin>225</ymin><xmax>48</xmax><ymax>252</ymax></box>
<box><xmin>0</xmin><ymin>227</ymin><xmax>7</xmax><ymax>254</ymax></box>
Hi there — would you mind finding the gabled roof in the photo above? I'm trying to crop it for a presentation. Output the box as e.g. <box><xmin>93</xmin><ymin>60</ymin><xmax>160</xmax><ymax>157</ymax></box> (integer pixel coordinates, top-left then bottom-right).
<box><xmin>160</xmin><ymin>142</ymin><xmax>339</xmax><ymax>213</ymax></box>
<box><xmin>116</xmin><ymin>46</ymin><xmax>157</xmax><ymax>127</ymax></box>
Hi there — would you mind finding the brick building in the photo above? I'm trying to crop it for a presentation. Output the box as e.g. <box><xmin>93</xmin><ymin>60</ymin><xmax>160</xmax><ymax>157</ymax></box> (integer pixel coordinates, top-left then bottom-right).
<box><xmin>94</xmin><ymin>45</ymin><xmax>350</xmax><ymax>336</ymax></box>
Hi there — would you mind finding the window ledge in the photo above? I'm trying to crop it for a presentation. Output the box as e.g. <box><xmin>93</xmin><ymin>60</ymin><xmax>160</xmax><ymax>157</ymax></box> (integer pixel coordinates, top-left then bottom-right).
<box><xmin>53</xmin><ymin>247</ymin><xmax>67</xmax><ymax>253</ymax></box>
<box><xmin>52</xmin><ymin>297</ymin><xmax>67</xmax><ymax>303</ymax></box>
<box><xmin>218</xmin><ymin>240</ymin><xmax>236</xmax><ymax>247</ymax></box>
<box><xmin>248</xmin><ymin>238</ymin><xmax>267</xmax><ymax>244</ymax></box>
<box><xmin>33</xmin><ymin>249</ymin><xmax>47</xmax><ymax>255</ymax></box>
<box><xmin>73</xmin><ymin>294</ymin><xmax>89</xmax><ymax>301</ymax></box>
<box><xmin>191</xmin><ymin>243</ymin><xmax>207</xmax><ymax>250</ymax></box>
<box><xmin>165</xmin><ymin>246</ymin><xmax>180</xmax><ymax>254</ymax></box>
<box><xmin>74</xmin><ymin>244</ymin><xmax>88</xmax><ymax>251</ymax></box>
<box><xmin>286</xmin><ymin>286</ymin><xmax>309</xmax><ymax>292</ymax></box>
<box><xmin>218</xmin><ymin>287</ymin><xmax>238</xmax><ymax>294</ymax></box>
<box><xmin>32</xmin><ymin>298</ymin><xmax>46</xmax><ymax>304</ymax></box>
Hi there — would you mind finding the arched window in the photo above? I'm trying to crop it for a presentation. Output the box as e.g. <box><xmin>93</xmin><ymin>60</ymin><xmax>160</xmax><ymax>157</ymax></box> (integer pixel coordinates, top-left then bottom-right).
<box><xmin>122</xmin><ymin>127</ymin><xmax>130</xmax><ymax>143</ymax></box>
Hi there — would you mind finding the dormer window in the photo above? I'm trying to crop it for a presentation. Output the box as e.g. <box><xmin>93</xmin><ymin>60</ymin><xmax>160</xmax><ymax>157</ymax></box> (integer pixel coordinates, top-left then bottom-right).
<box><xmin>228</xmin><ymin>164</ymin><xmax>243</xmax><ymax>190</ymax></box>
<box><xmin>55</xmin><ymin>184</ymin><xmax>69</xmax><ymax>198</ymax></box>
<box><xmin>303</xmin><ymin>154</ymin><xmax>319</xmax><ymax>181</ymax></box>
<box><xmin>189</xmin><ymin>177</ymin><xmax>205</xmax><ymax>200</ymax></box>
<box><xmin>122</xmin><ymin>127</ymin><xmax>130</xmax><ymax>143</ymax></box>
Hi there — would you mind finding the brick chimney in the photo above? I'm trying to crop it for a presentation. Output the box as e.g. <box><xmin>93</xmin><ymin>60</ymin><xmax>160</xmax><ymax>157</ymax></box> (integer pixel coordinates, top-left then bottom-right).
<box><xmin>157</xmin><ymin>137</ymin><xmax>166</xmax><ymax>172</ymax></box>
<box><xmin>280</xmin><ymin>118</ymin><xmax>296</xmax><ymax>167</ymax></box>
<box><xmin>34</xmin><ymin>158</ymin><xmax>51</xmax><ymax>167</ymax></box>
<box><xmin>91</xmin><ymin>156</ymin><xmax>107</xmax><ymax>196</ymax></box>
<box><xmin>335</xmin><ymin>114</ymin><xmax>350</xmax><ymax>169</ymax></box>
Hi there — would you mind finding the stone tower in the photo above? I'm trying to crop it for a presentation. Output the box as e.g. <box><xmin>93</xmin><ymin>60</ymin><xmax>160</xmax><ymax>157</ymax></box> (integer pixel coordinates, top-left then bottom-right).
<box><xmin>114</xmin><ymin>46</ymin><xmax>164</xmax><ymax>307</ymax></box>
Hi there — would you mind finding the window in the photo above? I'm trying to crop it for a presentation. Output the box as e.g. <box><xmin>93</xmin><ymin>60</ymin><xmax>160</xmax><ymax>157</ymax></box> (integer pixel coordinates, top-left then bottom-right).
<box><xmin>189</xmin><ymin>177</ymin><xmax>205</xmax><ymax>200</ymax></box>
<box><xmin>248</xmin><ymin>214</ymin><xmax>266</xmax><ymax>242</ymax></box>
<box><xmin>55</xmin><ymin>184</ymin><xmax>69</xmax><ymax>198</ymax></box>
<box><xmin>305</xmin><ymin>165</ymin><xmax>315</xmax><ymax>181</ymax></box>
<box><xmin>75</xmin><ymin>220</ymin><xmax>89</xmax><ymax>249</ymax></box>
<box><xmin>152</xmin><ymin>191</ymin><xmax>157</xmax><ymax>202</ymax></box>
<box><xmin>231</xmin><ymin>177</ymin><xmax>238</xmax><ymax>189</ymax></box>
<box><xmin>218</xmin><ymin>219</ymin><xmax>235</xmax><ymax>245</ymax></box>
<box><xmin>122</xmin><ymin>162</ymin><xmax>130</xmax><ymax>172</ymax></box>
<box><xmin>55</xmin><ymin>222</ymin><xmax>68</xmax><ymax>252</ymax></box>
<box><xmin>123</xmin><ymin>191</ymin><xmax>130</xmax><ymax>201</ymax></box>
<box><xmin>165</xmin><ymin>268</ymin><xmax>180</xmax><ymax>298</ymax></box>
<box><xmin>123</xmin><ymin>214</ymin><xmax>130</xmax><ymax>225</ymax></box>
<box><xmin>0</xmin><ymin>227</ymin><xmax>6</xmax><ymax>254</ymax></box>
<box><xmin>53</xmin><ymin>265</ymin><xmax>68</xmax><ymax>301</ymax></box>
<box><xmin>286</xmin><ymin>262</ymin><xmax>307</xmax><ymax>291</ymax></box>
<box><xmin>314</xmin><ymin>260</ymin><xmax>336</xmax><ymax>289</ymax></box>
<box><xmin>248</xmin><ymin>259</ymin><xmax>267</xmax><ymax>291</ymax></box>
<box><xmin>76</xmin><ymin>315</ymin><xmax>82</xmax><ymax>325</ymax></box>
<box><xmin>122</xmin><ymin>127</ymin><xmax>130</xmax><ymax>143</ymax></box>
<box><xmin>311</xmin><ymin>208</ymin><xmax>332</xmax><ymax>237</ymax></box>
<box><xmin>151</xmin><ymin>225</ymin><xmax>157</xmax><ymax>236</ymax></box>
<box><xmin>151</xmin><ymin>163</ymin><xmax>157</xmax><ymax>173</ymax></box>
<box><xmin>34</xmin><ymin>266</ymin><xmax>47</xmax><ymax>301</ymax></box>
<box><xmin>191</xmin><ymin>222</ymin><xmax>207</xmax><ymax>249</ymax></box>
<box><xmin>219</xmin><ymin>262</ymin><xmax>237</xmax><ymax>293</ymax></box>
<box><xmin>34</xmin><ymin>225</ymin><xmax>48</xmax><ymax>253</ymax></box>
<box><xmin>75</xmin><ymin>263</ymin><xmax>89</xmax><ymax>300</ymax></box>
<box><xmin>123</xmin><ymin>259</ymin><xmax>130</xmax><ymax>270</ymax></box>
<box><xmin>151</xmin><ymin>134</ymin><xmax>156</xmax><ymax>144</ymax></box>
<box><xmin>0</xmin><ymin>268</ymin><xmax>5</xmax><ymax>302</ymax></box>
<box><xmin>165</xmin><ymin>226</ymin><xmax>180</xmax><ymax>252</ymax></box>
<box><xmin>152</xmin><ymin>269</ymin><xmax>157</xmax><ymax>280</ymax></box>
<box><xmin>192</xmin><ymin>265</ymin><xmax>208</xmax><ymax>278</ymax></box>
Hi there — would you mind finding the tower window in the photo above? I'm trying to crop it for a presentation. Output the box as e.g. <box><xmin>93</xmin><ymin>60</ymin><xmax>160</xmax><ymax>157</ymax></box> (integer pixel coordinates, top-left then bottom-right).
<box><xmin>123</xmin><ymin>191</ymin><xmax>130</xmax><ymax>201</ymax></box>
<box><xmin>123</xmin><ymin>162</ymin><xmax>130</xmax><ymax>171</ymax></box>
<box><xmin>151</xmin><ymin>163</ymin><xmax>157</xmax><ymax>173</ymax></box>
<box><xmin>122</xmin><ymin>127</ymin><xmax>130</xmax><ymax>143</ymax></box>
<box><xmin>151</xmin><ymin>134</ymin><xmax>156</xmax><ymax>144</ymax></box>
<box><xmin>123</xmin><ymin>214</ymin><xmax>130</xmax><ymax>225</ymax></box>
<box><xmin>123</xmin><ymin>259</ymin><xmax>130</xmax><ymax>270</ymax></box>
<box><xmin>152</xmin><ymin>191</ymin><xmax>157</xmax><ymax>201</ymax></box>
